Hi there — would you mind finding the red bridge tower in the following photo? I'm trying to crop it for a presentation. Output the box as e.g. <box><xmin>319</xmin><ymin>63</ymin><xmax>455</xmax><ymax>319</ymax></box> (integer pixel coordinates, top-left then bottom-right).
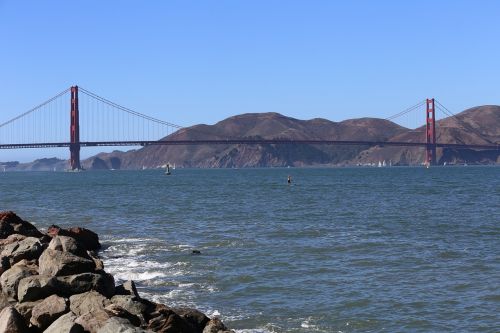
<box><xmin>425</xmin><ymin>98</ymin><xmax>437</xmax><ymax>166</ymax></box>
<box><xmin>70</xmin><ymin>86</ymin><xmax>81</xmax><ymax>170</ymax></box>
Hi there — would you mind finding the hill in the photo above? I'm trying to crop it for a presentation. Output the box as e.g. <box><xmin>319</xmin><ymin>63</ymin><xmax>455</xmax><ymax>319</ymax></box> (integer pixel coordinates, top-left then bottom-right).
<box><xmin>82</xmin><ymin>113</ymin><xmax>408</xmax><ymax>169</ymax></box>
<box><xmin>81</xmin><ymin>106</ymin><xmax>500</xmax><ymax>169</ymax></box>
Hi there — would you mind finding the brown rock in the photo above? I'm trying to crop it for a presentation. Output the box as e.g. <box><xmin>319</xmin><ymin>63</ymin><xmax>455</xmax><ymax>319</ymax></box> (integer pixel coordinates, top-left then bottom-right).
<box><xmin>48</xmin><ymin>235</ymin><xmax>90</xmax><ymax>259</ymax></box>
<box><xmin>46</xmin><ymin>224</ymin><xmax>63</xmax><ymax>238</ymax></box>
<box><xmin>17</xmin><ymin>275</ymin><xmax>55</xmax><ymax>303</ymax></box>
<box><xmin>14</xmin><ymin>300</ymin><xmax>42</xmax><ymax>325</ymax></box>
<box><xmin>52</xmin><ymin>272</ymin><xmax>115</xmax><ymax>298</ymax></box>
<box><xmin>104</xmin><ymin>303</ymin><xmax>141</xmax><ymax>327</ymax></box>
<box><xmin>0</xmin><ymin>264</ymin><xmax>37</xmax><ymax>300</ymax></box>
<box><xmin>111</xmin><ymin>295</ymin><xmax>148</xmax><ymax>324</ymax></box>
<box><xmin>0</xmin><ymin>211</ymin><xmax>43</xmax><ymax>238</ymax></box>
<box><xmin>147</xmin><ymin>304</ymin><xmax>195</xmax><ymax>333</ymax></box>
<box><xmin>38</xmin><ymin>248</ymin><xmax>96</xmax><ymax>276</ymax></box>
<box><xmin>202</xmin><ymin>317</ymin><xmax>234</xmax><ymax>333</ymax></box>
<box><xmin>30</xmin><ymin>294</ymin><xmax>69</xmax><ymax>330</ymax></box>
<box><xmin>88</xmin><ymin>251</ymin><xmax>104</xmax><ymax>271</ymax></box>
<box><xmin>0</xmin><ymin>293</ymin><xmax>11</xmax><ymax>313</ymax></box>
<box><xmin>44</xmin><ymin>311</ymin><xmax>84</xmax><ymax>333</ymax></box>
<box><xmin>0</xmin><ymin>234</ymin><xmax>26</xmax><ymax>248</ymax></box>
<box><xmin>174</xmin><ymin>307</ymin><xmax>210</xmax><ymax>333</ymax></box>
<box><xmin>1</xmin><ymin>237</ymin><xmax>44</xmax><ymax>265</ymax></box>
<box><xmin>115</xmin><ymin>280</ymin><xmax>140</xmax><ymax>298</ymax></box>
<box><xmin>97</xmin><ymin>316</ymin><xmax>151</xmax><ymax>333</ymax></box>
<box><xmin>67</xmin><ymin>227</ymin><xmax>101</xmax><ymax>251</ymax></box>
<box><xmin>75</xmin><ymin>310</ymin><xmax>112</xmax><ymax>333</ymax></box>
<box><xmin>0</xmin><ymin>221</ymin><xmax>14</xmax><ymax>239</ymax></box>
<box><xmin>69</xmin><ymin>290</ymin><xmax>111</xmax><ymax>317</ymax></box>
<box><xmin>0</xmin><ymin>306</ymin><xmax>29</xmax><ymax>332</ymax></box>
<box><xmin>0</xmin><ymin>256</ymin><xmax>10</xmax><ymax>277</ymax></box>
<box><xmin>46</xmin><ymin>225</ymin><xmax>100</xmax><ymax>251</ymax></box>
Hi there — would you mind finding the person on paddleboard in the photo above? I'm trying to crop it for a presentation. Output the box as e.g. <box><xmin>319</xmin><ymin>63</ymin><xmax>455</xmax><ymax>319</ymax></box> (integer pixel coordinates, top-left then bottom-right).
<box><xmin>287</xmin><ymin>175</ymin><xmax>292</xmax><ymax>184</ymax></box>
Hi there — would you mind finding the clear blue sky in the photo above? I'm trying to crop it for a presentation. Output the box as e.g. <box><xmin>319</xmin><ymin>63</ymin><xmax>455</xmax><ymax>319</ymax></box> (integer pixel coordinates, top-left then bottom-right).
<box><xmin>1</xmin><ymin>0</ymin><xmax>499</xmax><ymax>161</ymax></box>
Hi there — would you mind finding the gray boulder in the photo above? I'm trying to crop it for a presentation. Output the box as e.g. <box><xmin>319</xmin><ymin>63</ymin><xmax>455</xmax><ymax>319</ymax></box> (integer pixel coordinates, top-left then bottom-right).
<box><xmin>17</xmin><ymin>275</ymin><xmax>55</xmax><ymax>303</ymax></box>
<box><xmin>0</xmin><ymin>234</ymin><xmax>26</xmax><ymax>249</ymax></box>
<box><xmin>203</xmin><ymin>317</ymin><xmax>234</xmax><ymax>333</ymax></box>
<box><xmin>104</xmin><ymin>303</ymin><xmax>141</xmax><ymax>327</ymax></box>
<box><xmin>88</xmin><ymin>251</ymin><xmax>104</xmax><ymax>271</ymax></box>
<box><xmin>69</xmin><ymin>290</ymin><xmax>111</xmax><ymax>317</ymax></box>
<box><xmin>97</xmin><ymin>317</ymin><xmax>152</xmax><ymax>333</ymax></box>
<box><xmin>0</xmin><ymin>222</ymin><xmax>15</xmax><ymax>240</ymax></box>
<box><xmin>75</xmin><ymin>310</ymin><xmax>113</xmax><ymax>333</ymax></box>
<box><xmin>147</xmin><ymin>304</ymin><xmax>195</xmax><ymax>333</ymax></box>
<box><xmin>115</xmin><ymin>280</ymin><xmax>140</xmax><ymax>298</ymax></box>
<box><xmin>15</xmin><ymin>300</ymin><xmax>42</xmax><ymax>325</ymax></box>
<box><xmin>39</xmin><ymin>248</ymin><xmax>96</xmax><ymax>276</ymax></box>
<box><xmin>0</xmin><ymin>306</ymin><xmax>29</xmax><ymax>332</ymax></box>
<box><xmin>30</xmin><ymin>294</ymin><xmax>69</xmax><ymax>330</ymax></box>
<box><xmin>175</xmin><ymin>307</ymin><xmax>210</xmax><ymax>333</ymax></box>
<box><xmin>0</xmin><ymin>264</ymin><xmax>37</xmax><ymax>299</ymax></box>
<box><xmin>43</xmin><ymin>311</ymin><xmax>84</xmax><ymax>333</ymax></box>
<box><xmin>0</xmin><ymin>211</ymin><xmax>43</xmax><ymax>238</ymax></box>
<box><xmin>52</xmin><ymin>272</ymin><xmax>115</xmax><ymax>298</ymax></box>
<box><xmin>0</xmin><ymin>293</ymin><xmax>11</xmax><ymax>312</ymax></box>
<box><xmin>1</xmin><ymin>236</ymin><xmax>44</xmax><ymax>265</ymax></box>
<box><xmin>48</xmin><ymin>236</ymin><xmax>90</xmax><ymax>259</ymax></box>
<box><xmin>111</xmin><ymin>295</ymin><xmax>147</xmax><ymax>324</ymax></box>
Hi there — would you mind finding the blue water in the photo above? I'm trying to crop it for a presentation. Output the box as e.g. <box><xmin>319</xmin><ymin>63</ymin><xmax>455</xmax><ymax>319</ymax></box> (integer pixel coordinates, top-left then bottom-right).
<box><xmin>1</xmin><ymin>167</ymin><xmax>499</xmax><ymax>332</ymax></box>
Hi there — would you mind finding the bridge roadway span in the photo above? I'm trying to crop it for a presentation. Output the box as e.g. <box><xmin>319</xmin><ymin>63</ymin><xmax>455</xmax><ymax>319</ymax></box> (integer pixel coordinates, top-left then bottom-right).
<box><xmin>0</xmin><ymin>140</ymin><xmax>498</xmax><ymax>150</ymax></box>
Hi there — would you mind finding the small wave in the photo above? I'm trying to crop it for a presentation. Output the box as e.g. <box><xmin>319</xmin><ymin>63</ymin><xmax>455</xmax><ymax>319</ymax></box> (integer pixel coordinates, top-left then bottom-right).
<box><xmin>112</xmin><ymin>271</ymin><xmax>167</xmax><ymax>282</ymax></box>
<box><xmin>481</xmin><ymin>294</ymin><xmax>500</xmax><ymax>302</ymax></box>
<box><xmin>301</xmin><ymin>320</ymin><xmax>316</xmax><ymax>329</ymax></box>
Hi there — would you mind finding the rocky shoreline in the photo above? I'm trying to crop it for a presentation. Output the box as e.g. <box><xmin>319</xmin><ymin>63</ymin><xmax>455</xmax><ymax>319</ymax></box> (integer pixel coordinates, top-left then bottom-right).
<box><xmin>0</xmin><ymin>211</ymin><xmax>233</xmax><ymax>333</ymax></box>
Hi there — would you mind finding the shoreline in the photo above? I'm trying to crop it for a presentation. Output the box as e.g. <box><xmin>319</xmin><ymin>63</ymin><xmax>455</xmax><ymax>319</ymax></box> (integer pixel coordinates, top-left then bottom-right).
<box><xmin>0</xmin><ymin>211</ymin><xmax>233</xmax><ymax>333</ymax></box>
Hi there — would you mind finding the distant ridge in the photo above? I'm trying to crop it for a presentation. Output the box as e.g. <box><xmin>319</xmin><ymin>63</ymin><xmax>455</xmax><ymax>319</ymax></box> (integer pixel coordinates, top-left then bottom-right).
<box><xmin>80</xmin><ymin>105</ymin><xmax>499</xmax><ymax>169</ymax></box>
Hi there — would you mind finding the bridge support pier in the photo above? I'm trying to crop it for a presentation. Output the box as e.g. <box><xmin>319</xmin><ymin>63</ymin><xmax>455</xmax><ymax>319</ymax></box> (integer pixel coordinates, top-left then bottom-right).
<box><xmin>425</xmin><ymin>98</ymin><xmax>437</xmax><ymax>166</ymax></box>
<box><xmin>70</xmin><ymin>86</ymin><xmax>81</xmax><ymax>170</ymax></box>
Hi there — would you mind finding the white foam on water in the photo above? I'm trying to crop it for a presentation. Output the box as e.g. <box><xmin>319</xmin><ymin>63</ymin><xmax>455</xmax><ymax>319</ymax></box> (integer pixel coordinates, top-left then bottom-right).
<box><xmin>301</xmin><ymin>320</ymin><xmax>315</xmax><ymax>329</ymax></box>
<box><xmin>104</xmin><ymin>237</ymin><xmax>159</xmax><ymax>244</ymax></box>
<box><xmin>114</xmin><ymin>271</ymin><xmax>167</xmax><ymax>282</ymax></box>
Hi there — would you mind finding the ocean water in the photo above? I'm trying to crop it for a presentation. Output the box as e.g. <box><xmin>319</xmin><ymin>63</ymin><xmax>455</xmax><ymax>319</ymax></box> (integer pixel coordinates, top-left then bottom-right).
<box><xmin>0</xmin><ymin>167</ymin><xmax>499</xmax><ymax>332</ymax></box>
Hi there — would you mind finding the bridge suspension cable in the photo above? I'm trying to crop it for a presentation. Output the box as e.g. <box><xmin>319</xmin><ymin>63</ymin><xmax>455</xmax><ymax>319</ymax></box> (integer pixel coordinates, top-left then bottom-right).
<box><xmin>434</xmin><ymin>100</ymin><xmax>494</xmax><ymax>144</ymax></box>
<box><xmin>0</xmin><ymin>88</ymin><xmax>70</xmax><ymax>129</ymax></box>
<box><xmin>78</xmin><ymin>87</ymin><xmax>183</xmax><ymax>129</ymax></box>
<box><xmin>385</xmin><ymin>100</ymin><xmax>426</xmax><ymax>122</ymax></box>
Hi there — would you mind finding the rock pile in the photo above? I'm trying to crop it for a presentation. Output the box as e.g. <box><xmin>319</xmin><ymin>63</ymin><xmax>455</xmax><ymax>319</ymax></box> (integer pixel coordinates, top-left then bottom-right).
<box><xmin>0</xmin><ymin>211</ymin><xmax>233</xmax><ymax>333</ymax></box>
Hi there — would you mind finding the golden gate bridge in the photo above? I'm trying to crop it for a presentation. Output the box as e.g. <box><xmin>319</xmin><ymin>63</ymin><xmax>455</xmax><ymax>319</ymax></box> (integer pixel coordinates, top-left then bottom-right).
<box><xmin>0</xmin><ymin>86</ymin><xmax>498</xmax><ymax>170</ymax></box>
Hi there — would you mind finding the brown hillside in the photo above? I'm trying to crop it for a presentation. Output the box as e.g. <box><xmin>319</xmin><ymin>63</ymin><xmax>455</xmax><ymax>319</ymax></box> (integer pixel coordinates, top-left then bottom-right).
<box><xmin>82</xmin><ymin>106</ymin><xmax>499</xmax><ymax>169</ymax></box>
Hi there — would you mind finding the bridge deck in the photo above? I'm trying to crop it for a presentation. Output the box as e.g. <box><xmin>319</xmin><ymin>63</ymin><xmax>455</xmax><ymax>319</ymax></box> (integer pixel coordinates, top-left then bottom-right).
<box><xmin>0</xmin><ymin>140</ymin><xmax>498</xmax><ymax>150</ymax></box>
